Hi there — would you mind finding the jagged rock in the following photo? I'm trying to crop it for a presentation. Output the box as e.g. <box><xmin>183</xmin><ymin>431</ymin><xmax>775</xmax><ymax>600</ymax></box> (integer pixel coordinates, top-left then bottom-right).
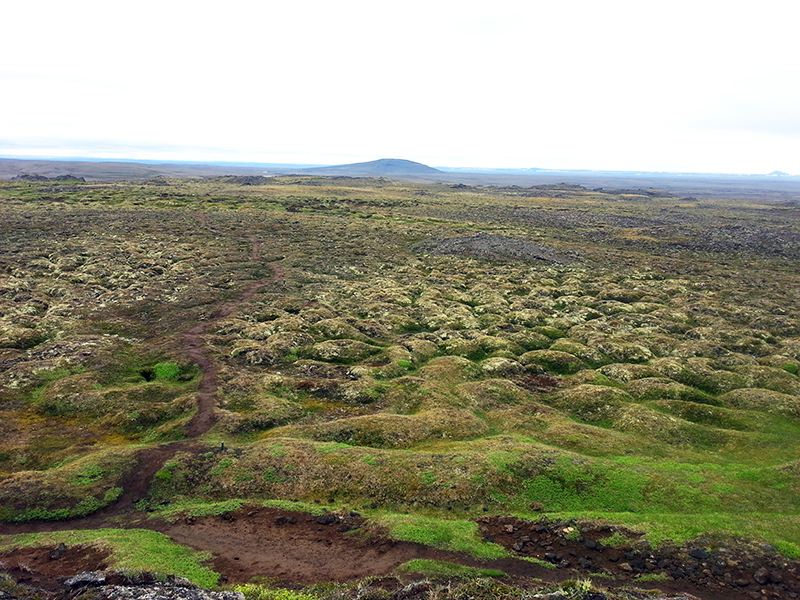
<box><xmin>64</xmin><ymin>571</ymin><xmax>107</xmax><ymax>587</ymax></box>
<box><xmin>316</xmin><ymin>513</ymin><xmax>339</xmax><ymax>525</ymax></box>
<box><xmin>49</xmin><ymin>542</ymin><xmax>67</xmax><ymax>559</ymax></box>
<box><xmin>688</xmin><ymin>548</ymin><xmax>710</xmax><ymax>560</ymax></box>
<box><xmin>753</xmin><ymin>566</ymin><xmax>771</xmax><ymax>584</ymax></box>
<box><xmin>104</xmin><ymin>583</ymin><xmax>244</xmax><ymax>600</ymax></box>
<box><xmin>393</xmin><ymin>581</ymin><xmax>435</xmax><ymax>599</ymax></box>
<box><xmin>415</xmin><ymin>231</ymin><xmax>572</xmax><ymax>263</ymax></box>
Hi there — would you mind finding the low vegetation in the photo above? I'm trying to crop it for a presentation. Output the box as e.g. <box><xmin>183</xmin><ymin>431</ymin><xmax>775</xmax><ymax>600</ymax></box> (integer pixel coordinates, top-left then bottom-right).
<box><xmin>0</xmin><ymin>529</ymin><xmax>218</xmax><ymax>587</ymax></box>
<box><xmin>2</xmin><ymin>174</ymin><xmax>800</xmax><ymax>594</ymax></box>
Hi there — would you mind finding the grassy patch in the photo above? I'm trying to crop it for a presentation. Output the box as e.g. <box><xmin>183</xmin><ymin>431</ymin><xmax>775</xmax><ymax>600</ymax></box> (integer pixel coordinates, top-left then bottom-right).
<box><xmin>375</xmin><ymin>513</ymin><xmax>508</xmax><ymax>559</ymax></box>
<box><xmin>0</xmin><ymin>529</ymin><xmax>218</xmax><ymax>587</ymax></box>
<box><xmin>153</xmin><ymin>362</ymin><xmax>181</xmax><ymax>380</ymax></box>
<box><xmin>633</xmin><ymin>573</ymin><xmax>671</xmax><ymax>582</ymax></box>
<box><xmin>396</xmin><ymin>559</ymin><xmax>505</xmax><ymax>578</ymax></box>
<box><xmin>520</xmin><ymin>556</ymin><xmax>558</xmax><ymax>569</ymax></box>
<box><xmin>148</xmin><ymin>498</ymin><xmax>328</xmax><ymax>522</ymax></box>
<box><xmin>0</xmin><ymin>448</ymin><xmax>137</xmax><ymax>522</ymax></box>
<box><xmin>551</xmin><ymin>510</ymin><xmax>800</xmax><ymax>556</ymax></box>
<box><xmin>230</xmin><ymin>585</ymin><xmax>319</xmax><ymax>600</ymax></box>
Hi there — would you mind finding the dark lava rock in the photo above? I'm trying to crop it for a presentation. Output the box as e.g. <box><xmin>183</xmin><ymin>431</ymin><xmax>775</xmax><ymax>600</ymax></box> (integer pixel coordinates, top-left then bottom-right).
<box><xmin>118</xmin><ymin>571</ymin><xmax>158</xmax><ymax>585</ymax></box>
<box><xmin>64</xmin><ymin>571</ymin><xmax>107</xmax><ymax>588</ymax></box>
<box><xmin>544</xmin><ymin>552</ymin><xmax>562</xmax><ymax>564</ymax></box>
<box><xmin>629</xmin><ymin>560</ymin><xmax>647</xmax><ymax>571</ymax></box>
<box><xmin>49</xmin><ymin>543</ymin><xmax>67</xmax><ymax>560</ymax></box>
<box><xmin>689</xmin><ymin>548</ymin><xmax>711</xmax><ymax>560</ymax></box>
<box><xmin>415</xmin><ymin>231</ymin><xmax>573</xmax><ymax>263</ymax></box>
<box><xmin>315</xmin><ymin>513</ymin><xmax>339</xmax><ymax>525</ymax></box>
<box><xmin>104</xmin><ymin>584</ymin><xmax>244</xmax><ymax>599</ymax></box>
<box><xmin>753</xmin><ymin>567</ymin><xmax>771</xmax><ymax>584</ymax></box>
<box><xmin>584</xmin><ymin>539</ymin><xmax>600</xmax><ymax>550</ymax></box>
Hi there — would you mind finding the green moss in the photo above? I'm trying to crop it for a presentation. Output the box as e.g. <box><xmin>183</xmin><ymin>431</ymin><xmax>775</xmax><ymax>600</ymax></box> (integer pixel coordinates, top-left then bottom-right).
<box><xmin>0</xmin><ymin>448</ymin><xmax>137</xmax><ymax>522</ymax></box>
<box><xmin>520</xmin><ymin>350</ymin><xmax>585</xmax><ymax>374</ymax></box>
<box><xmin>5</xmin><ymin>176</ymin><xmax>800</xmax><ymax>569</ymax></box>
<box><xmin>521</xmin><ymin>456</ymin><xmax>648</xmax><ymax>512</ymax></box>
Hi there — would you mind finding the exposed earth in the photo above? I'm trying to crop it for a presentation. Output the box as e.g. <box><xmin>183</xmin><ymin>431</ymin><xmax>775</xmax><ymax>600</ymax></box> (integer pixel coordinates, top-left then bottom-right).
<box><xmin>2</xmin><ymin>505</ymin><xmax>799</xmax><ymax>599</ymax></box>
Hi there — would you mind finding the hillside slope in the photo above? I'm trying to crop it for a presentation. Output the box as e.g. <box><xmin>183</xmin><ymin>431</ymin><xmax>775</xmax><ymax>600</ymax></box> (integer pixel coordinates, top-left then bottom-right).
<box><xmin>300</xmin><ymin>158</ymin><xmax>443</xmax><ymax>177</ymax></box>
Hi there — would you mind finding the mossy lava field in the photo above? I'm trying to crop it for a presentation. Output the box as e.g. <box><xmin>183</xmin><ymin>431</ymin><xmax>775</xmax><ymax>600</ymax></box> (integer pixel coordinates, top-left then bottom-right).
<box><xmin>2</xmin><ymin>174</ymin><xmax>800</xmax><ymax>599</ymax></box>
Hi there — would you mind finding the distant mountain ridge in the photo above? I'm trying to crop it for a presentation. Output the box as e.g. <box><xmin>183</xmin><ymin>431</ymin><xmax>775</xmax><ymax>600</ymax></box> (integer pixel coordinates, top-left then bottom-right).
<box><xmin>301</xmin><ymin>158</ymin><xmax>442</xmax><ymax>176</ymax></box>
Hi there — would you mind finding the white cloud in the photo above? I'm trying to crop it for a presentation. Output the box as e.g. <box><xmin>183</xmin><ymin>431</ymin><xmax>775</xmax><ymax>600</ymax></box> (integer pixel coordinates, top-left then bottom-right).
<box><xmin>2</xmin><ymin>0</ymin><xmax>799</xmax><ymax>173</ymax></box>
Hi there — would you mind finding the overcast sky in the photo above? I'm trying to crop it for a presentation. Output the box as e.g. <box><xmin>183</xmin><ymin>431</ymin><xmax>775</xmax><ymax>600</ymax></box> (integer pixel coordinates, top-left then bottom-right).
<box><xmin>2</xmin><ymin>0</ymin><xmax>798</xmax><ymax>174</ymax></box>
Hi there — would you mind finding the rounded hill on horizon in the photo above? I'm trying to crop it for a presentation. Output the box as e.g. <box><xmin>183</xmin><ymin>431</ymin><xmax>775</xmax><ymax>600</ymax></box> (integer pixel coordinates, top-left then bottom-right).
<box><xmin>300</xmin><ymin>158</ymin><xmax>442</xmax><ymax>177</ymax></box>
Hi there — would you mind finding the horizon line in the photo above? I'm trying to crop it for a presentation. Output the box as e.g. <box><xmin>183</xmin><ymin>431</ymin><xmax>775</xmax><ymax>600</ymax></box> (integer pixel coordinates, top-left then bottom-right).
<box><xmin>0</xmin><ymin>153</ymin><xmax>796</xmax><ymax>178</ymax></box>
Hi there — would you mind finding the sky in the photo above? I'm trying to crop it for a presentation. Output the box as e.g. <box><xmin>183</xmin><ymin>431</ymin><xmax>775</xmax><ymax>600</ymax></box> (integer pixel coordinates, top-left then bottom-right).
<box><xmin>2</xmin><ymin>0</ymin><xmax>799</xmax><ymax>174</ymax></box>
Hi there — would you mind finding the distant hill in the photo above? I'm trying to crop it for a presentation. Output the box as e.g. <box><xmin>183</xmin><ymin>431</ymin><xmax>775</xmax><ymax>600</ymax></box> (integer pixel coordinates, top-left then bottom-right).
<box><xmin>0</xmin><ymin>158</ymin><xmax>272</xmax><ymax>182</ymax></box>
<box><xmin>300</xmin><ymin>158</ymin><xmax>442</xmax><ymax>177</ymax></box>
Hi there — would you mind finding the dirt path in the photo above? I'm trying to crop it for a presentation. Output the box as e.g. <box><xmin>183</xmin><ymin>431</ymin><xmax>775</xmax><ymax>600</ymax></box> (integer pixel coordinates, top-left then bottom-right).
<box><xmin>150</xmin><ymin>506</ymin><xmax>454</xmax><ymax>586</ymax></box>
<box><xmin>1</xmin><ymin>238</ymin><xmax>283</xmax><ymax>531</ymax></box>
<box><xmin>154</xmin><ymin>507</ymin><xmax>763</xmax><ymax>600</ymax></box>
<box><xmin>181</xmin><ymin>236</ymin><xmax>284</xmax><ymax>438</ymax></box>
<box><xmin>130</xmin><ymin>239</ymin><xmax>285</xmax><ymax>507</ymax></box>
<box><xmin>3</xmin><ymin>504</ymin><xmax>780</xmax><ymax>600</ymax></box>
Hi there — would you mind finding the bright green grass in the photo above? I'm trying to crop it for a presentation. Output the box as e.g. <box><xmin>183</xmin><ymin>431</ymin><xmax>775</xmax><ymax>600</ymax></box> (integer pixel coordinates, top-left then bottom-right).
<box><xmin>0</xmin><ymin>529</ymin><xmax>218</xmax><ymax>587</ymax></box>
<box><xmin>507</xmin><ymin>451</ymin><xmax>800</xmax><ymax>516</ymax></box>
<box><xmin>545</xmin><ymin>511</ymin><xmax>800</xmax><ymax>557</ymax></box>
<box><xmin>374</xmin><ymin>513</ymin><xmax>508</xmax><ymax>559</ymax></box>
<box><xmin>148</xmin><ymin>498</ymin><xmax>329</xmax><ymax>522</ymax></box>
<box><xmin>396</xmin><ymin>559</ymin><xmax>505</xmax><ymax>578</ymax></box>
<box><xmin>520</xmin><ymin>556</ymin><xmax>558</xmax><ymax>569</ymax></box>
<box><xmin>153</xmin><ymin>362</ymin><xmax>181</xmax><ymax>380</ymax></box>
<box><xmin>231</xmin><ymin>585</ymin><xmax>319</xmax><ymax>600</ymax></box>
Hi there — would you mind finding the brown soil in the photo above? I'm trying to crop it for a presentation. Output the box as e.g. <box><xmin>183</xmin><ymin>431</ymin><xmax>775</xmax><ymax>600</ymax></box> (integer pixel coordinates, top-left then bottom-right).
<box><xmin>181</xmin><ymin>237</ymin><xmax>284</xmax><ymax>438</ymax></box>
<box><xmin>478</xmin><ymin>515</ymin><xmax>800</xmax><ymax>600</ymax></box>
<box><xmin>4</xmin><ymin>505</ymin><xmax>796</xmax><ymax>599</ymax></box>
<box><xmin>0</xmin><ymin>544</ymin><xmax>112</xmax><ymax>593</ymax></box>
<box><xmin>151</xmin><ymin>506</ymin><xmax>467</xmax><ymax>586</ymax></box>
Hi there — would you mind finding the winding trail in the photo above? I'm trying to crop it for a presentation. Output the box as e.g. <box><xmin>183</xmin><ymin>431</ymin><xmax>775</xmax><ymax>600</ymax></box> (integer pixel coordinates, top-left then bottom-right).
<box><xmin>122</xmin><ymin>237</ymin><xmax>285</xmax><ymax>511</ymax></box>
<box><xmin>182</xmin><ymin>242</ymin><xmax>284</xmax><ymax>438</ymax></box>
<box><xmin>1</xmin><ymin>237</ymin><xmax>284</xmax><ymax>531</ymax></box>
